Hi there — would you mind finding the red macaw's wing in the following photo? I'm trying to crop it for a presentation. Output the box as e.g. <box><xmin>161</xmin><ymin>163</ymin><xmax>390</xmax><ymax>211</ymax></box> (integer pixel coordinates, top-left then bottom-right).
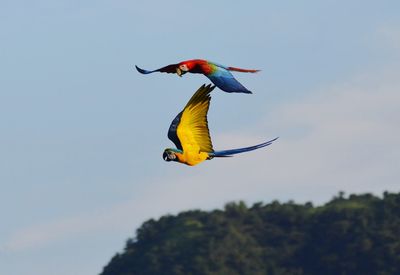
<box><xmin>204</xmin><ymin>61</ymin><xmax>259</xmax><ymax>93</ymax></box>
<box><xmin>135</xmin><ymin>64</ymin><xmax>178</xmax><ymax>74</ymax></box>
<box><xmin>207</xmin><ymin>68</ymin><xmax>253</xmax><ymax>94</ymax></box>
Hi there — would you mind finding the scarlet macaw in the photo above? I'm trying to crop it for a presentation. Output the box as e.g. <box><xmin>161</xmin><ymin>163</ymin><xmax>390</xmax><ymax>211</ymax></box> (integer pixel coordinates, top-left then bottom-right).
<box><xmin>136</xmin><ymin>59</ymin><xmax>260</xmax><ymax>94</ymax></box>
<box><xmin>163</xmin><ymin>84</ymin><xmax>278</xmax><ymax>166</ymax></box>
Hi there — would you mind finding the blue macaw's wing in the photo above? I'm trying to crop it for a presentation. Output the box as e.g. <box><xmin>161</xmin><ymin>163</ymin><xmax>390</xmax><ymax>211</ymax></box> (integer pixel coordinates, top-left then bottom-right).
<box><xmin>210</xmin><ymin>137</ymin><xmax>278</xmax><ymax>157</ymax></box>
<box><xmin>135</xmin><ymin>64</ymin><xmax>178</xmax><ymax>74</ymax></box>
<box><xmin>168</xmin><ymin>111</ymin><xmax>183</xmax><ymax>150</ymax></box>
<box><xmin>206</xmin><ymin>68</ymin><xmax>252</xmax><ymax>94</ymax></box>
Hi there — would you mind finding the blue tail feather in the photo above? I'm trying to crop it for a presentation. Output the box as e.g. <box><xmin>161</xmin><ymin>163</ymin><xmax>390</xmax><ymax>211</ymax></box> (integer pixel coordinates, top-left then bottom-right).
<box><xmin>210</xmin><ymin>137</ymin><xmax>278</xmax><ymax>157</ymax></box>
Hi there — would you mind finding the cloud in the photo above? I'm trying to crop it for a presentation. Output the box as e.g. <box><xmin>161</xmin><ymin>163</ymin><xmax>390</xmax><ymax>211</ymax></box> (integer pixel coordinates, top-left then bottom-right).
<box><xmin>3</xmin><ymin>67</ymin><xmax>400</xmax><ymax>253</ymax></box>
<box><xmin>210</xmin><ymin>68</ymin><xmax>400</xmax><ymax>198</ymax></box>
<box><xmin>156</xmin><ymin>67</ymin><xmax>400</xmax><ymax>206</ymax></box>
<box><xmin>378</xmin><ymin>25</ymin><xmax>400</xmax><ymax>51</ymax></box>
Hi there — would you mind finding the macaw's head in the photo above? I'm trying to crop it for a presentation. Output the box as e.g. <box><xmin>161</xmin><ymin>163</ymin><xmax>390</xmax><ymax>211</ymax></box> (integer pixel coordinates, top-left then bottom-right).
<box><xmin>176</xmin><ymin>60</ymin><xmax>197</xmax><ymax>77</ymax></box>
<box><xmin>176</xmin><ymin>63</ymin><xmax>189</xmax><ymax>77</ymax></box>
<box><xmin>163</xmin><ymin>148</ymin><xmax>178</xmax><ymax>162</ymax></box>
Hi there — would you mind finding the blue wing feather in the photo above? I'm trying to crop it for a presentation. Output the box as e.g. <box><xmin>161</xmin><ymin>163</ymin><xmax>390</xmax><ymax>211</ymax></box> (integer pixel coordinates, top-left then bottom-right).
<box><xmin>210</xmin><ymin>137</ymin><xmax>278</xmax><ymax>157</ymax></box>
<box><xmin>135</xmin><ymin>64</ymin><xmax>178</xmax><ymax>74</ymax></box>
<box><xmin>207</xmin><ymin>68</ymin><xmax>252</xmax><ymax>94</ymax></box>
<box><xmin>135</xmin><ymin>65</ymin><xmax>157</xmax><ymax>74</ymax></box>
<box><xmin>168</xmin><ymin>111</ymin><xmax>183</xmax><ymax>150</ymax></box>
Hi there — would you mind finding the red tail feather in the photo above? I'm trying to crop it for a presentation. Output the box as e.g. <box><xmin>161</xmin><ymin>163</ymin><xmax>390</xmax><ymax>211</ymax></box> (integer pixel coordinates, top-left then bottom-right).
<box><xmin>227</xmin><ymin>67</ymin><xmax>260</xmax><ymax>73</ymax></box>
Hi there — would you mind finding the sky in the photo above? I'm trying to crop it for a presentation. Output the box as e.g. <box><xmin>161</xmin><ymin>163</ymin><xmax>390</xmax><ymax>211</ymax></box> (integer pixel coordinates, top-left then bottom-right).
<box><xmin>0</xmin><ymin>0</ymin><xmax>399</xmax><ymax>274</ymax></box>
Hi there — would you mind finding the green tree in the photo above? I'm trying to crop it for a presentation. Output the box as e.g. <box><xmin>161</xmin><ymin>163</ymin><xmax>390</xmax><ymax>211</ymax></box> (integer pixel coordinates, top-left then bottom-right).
<box><xmin>100</xmin><ymin>192</ymin><xmax>400</xmax><ymax>275</ymax></box>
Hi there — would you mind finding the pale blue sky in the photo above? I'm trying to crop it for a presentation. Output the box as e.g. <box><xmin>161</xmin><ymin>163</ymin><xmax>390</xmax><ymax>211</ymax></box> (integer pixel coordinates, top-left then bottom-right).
<box><xmin>1</xmin><ymin>1</ymin><xmax>399</xmax><ymax>274</ymax></box>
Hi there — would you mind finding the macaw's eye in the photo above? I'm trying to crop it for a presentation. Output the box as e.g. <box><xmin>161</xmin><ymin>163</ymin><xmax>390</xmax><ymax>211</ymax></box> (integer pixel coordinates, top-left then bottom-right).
<box><xmin>180</xmin><ymin>64</ymin><xmax>188</xmax><ymax>71</ymax></box>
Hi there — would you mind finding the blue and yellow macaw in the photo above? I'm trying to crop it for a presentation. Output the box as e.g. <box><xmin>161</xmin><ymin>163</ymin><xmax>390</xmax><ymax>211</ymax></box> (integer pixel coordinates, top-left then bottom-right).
<box><xmin>163</xmin><ymin>84</ymin><xmax>278</xmax><ymax>166</ymax></box>
<box><xmin>136</xmin><ymin>59</ymin><xmax>260</xmax><ymax>94</ymax></box>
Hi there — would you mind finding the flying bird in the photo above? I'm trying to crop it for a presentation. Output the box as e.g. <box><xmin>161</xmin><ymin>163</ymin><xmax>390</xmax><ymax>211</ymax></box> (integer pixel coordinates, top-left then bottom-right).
<box><xmin>136</xmin><ymin>59</ymin><xmax>260</xmax><ymax>94</ymax></box>
<box><xmin>163</xmin><ymin>84</ymin><xmax>278</xmax><ymax>166</ymax></box>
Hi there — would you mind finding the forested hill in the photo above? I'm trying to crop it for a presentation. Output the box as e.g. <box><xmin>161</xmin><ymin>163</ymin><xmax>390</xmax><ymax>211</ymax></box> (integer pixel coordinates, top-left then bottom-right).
<box><xmin>100</xmin><ymin>192</ymin><xmax>400</xmax><ymax>275</ymax></box>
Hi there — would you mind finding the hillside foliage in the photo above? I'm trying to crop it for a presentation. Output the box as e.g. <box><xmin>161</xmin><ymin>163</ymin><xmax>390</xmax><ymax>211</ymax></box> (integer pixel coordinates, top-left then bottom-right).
<box><xmin>100</xmin><ymin>192</ymin><xmax>400</xmax><ymax>275</ymax></box>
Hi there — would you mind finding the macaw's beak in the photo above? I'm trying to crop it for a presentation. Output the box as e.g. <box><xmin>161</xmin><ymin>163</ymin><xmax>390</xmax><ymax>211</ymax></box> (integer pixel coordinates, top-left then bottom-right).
<box><xmin>176</xmin><ymin>68</ymin><xmax>183</xmax><ymax>77</ymax></box>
